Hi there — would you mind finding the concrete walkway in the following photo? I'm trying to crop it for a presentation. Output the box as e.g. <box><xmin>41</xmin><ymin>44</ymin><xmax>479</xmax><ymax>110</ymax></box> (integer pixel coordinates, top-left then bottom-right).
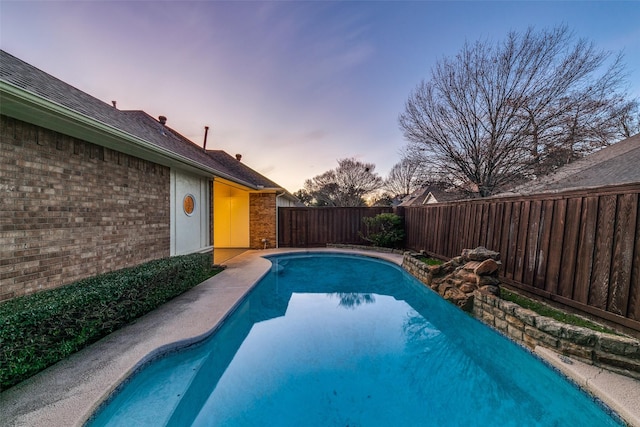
<box><xmin>1</xmin><ymin>248</ymin><xmax>638</xmax><ymax>426</ymax></box>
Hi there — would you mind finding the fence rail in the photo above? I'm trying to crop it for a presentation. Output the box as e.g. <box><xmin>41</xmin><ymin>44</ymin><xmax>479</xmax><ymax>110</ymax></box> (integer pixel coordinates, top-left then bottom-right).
<box><xmin>278</xmin><ymin>207</ymin><xmax>392</xmax><ymax>248</ymax></box>
<box><xmin>404</xmin><ymin>183</ymin><xmax>640</xmax><ymax>332</ymax></box>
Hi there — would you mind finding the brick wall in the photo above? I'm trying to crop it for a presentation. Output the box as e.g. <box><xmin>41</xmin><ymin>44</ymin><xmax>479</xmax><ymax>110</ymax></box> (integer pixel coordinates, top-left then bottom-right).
<box><xmin>249</xmin><ymin>192</ymin><xmax>276</xmax><ymax>249</ymax></box>
<box><xmin>0</xmin><ymin>116</ymin><xmax>171</xmax><ymax>301</ymax></box>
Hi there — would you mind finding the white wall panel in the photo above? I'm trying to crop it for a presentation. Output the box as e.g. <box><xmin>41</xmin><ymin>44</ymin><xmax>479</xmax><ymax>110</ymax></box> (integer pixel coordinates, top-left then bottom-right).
<box><xmin>171</xmin><ymin>170</ymin><xmax>210</xmax><ymax>255</ymax></box>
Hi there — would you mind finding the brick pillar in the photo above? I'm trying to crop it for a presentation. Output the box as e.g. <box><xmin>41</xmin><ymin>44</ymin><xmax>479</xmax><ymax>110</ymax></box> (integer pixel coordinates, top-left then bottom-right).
<box><xmin>249</xmin><ymin>193</ymin><xmax>276</xmax><ymax>249</ymax></box>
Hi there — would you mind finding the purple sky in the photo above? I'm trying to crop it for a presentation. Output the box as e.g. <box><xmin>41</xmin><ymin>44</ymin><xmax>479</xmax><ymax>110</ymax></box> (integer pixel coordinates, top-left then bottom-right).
<box><xmin>2</xmin><ymin>1</ymin><xmax>639</xmax><ymax>193</ymax></box>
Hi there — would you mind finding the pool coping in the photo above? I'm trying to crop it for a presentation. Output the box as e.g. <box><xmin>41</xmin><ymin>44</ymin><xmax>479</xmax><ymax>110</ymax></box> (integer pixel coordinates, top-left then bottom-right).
<box><xmin>0</xmin><ymin>248</ymin><xmax>401</xmax><ymax>427</ymax></box>
<box><xmin>0</xmin><ymin>248</ymin><xmax>638</xmax><ymax>426</ymax></box>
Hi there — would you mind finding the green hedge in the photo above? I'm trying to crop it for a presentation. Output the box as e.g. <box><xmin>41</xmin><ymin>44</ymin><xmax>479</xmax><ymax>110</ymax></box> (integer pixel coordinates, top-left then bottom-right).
<box><xmin>0</xmin><ymin>253</ymin><xmax>222</xmax><ymax>391</ymax></box>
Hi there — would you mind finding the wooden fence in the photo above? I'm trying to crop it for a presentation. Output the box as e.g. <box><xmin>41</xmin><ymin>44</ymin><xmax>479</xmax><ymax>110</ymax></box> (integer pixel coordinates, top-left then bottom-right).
<box><xmin>403</xmin><ymin>183</ymin><xmax>640</xmax><ymax>333</ymax></box>
<box><xmin>278</xmin><ymin>207</ymin><xmax>392</xmax><ymax>248</ymax></box>
<box><xmin>277</xmin><ymin>184</ymin><xmax>639</xmax><ymax>332</ymax></box>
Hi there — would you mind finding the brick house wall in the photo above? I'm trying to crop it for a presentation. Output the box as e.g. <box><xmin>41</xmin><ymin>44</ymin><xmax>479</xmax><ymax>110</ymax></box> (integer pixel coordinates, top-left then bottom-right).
<box><xmin>0</xmin><ymin>116</ymin><xmax>170</xmax><ymax>301</ymax></box>
<box><xmin>249</xmin><ymin>192</ymin><xmax>276</xmax><ymax>249</ymax></box>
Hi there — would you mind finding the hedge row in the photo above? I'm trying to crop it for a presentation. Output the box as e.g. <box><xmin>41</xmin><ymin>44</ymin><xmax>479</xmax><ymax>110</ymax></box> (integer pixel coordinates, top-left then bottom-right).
<box><xmin>0</xmin><ymin>253</ymin><xmax>222</xmax><ymax>390</ymax></box>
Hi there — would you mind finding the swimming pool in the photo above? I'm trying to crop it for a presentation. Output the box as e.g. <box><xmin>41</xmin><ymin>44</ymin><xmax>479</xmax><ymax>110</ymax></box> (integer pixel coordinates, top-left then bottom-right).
<box><xmin>88</xmin><ymin>253</ymin><xmax>622</xmax><ymax>426</ymax></box>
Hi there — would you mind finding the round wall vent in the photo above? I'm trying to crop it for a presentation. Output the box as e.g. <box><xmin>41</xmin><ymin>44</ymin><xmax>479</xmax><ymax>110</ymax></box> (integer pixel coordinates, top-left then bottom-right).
<box><xmin>183</xmin><ymin>194</ymin><xmax>196</xmax><ymax>216</ymax></box>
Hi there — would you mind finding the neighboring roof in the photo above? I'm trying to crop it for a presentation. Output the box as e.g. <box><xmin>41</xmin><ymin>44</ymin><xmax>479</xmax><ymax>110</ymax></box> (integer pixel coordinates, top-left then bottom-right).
<box><xmin>399</xmin><ymin>185</ymin><xmax>467</xmax><ymax>206</ymax></box>
<box><xmin>501</xmin><ymin>133</ymin><xmax>640</xmax><ymax>196</ymax></box>
<box><xmin>0</xmin><ymin>49</ymin><xmax>291</xmax><ymax>192</ymax></box>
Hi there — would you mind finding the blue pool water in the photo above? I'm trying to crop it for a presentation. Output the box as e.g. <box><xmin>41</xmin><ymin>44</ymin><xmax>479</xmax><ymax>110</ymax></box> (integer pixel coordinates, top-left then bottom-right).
<box><xmin>89</xmin><ymin>253</ymin><xmax>622</xmax><ymax>426</ymax></box>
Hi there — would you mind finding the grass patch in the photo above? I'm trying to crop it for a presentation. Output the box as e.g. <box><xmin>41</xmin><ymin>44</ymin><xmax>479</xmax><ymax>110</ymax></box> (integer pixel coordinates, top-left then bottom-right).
<box><xmin>500</xmin><ymin>288</ymin><xmax>616</xmax><ymax>334</ymax></box>
<box><xmin>0</xmin><ymin>253</ymin><xmax>222</xmax><ymax>391</ymax></box>
<box><xmin>416</xmin><ymin>256</ymin><xmax>443</xmax><ymax>266</ymax></box>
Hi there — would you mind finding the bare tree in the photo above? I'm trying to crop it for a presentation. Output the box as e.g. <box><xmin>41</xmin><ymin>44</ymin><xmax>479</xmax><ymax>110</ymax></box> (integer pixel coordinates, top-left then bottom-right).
<box><xmin>303</xmin><ymin>158</ymin><xmax>383</xmax><ymax>206</ymax></box>
<box><xmin>617</xmin><ymin>100</ymin><xmax>640</xmax><ymax>139</ymax></box>
<box><xmin>292</xmin><ymin>189</ymin><xmax>314</xmax><ymax>206</ymax></box>
<box><xmin>399</xmin><ymin>26</ymin><xmax>637</xmax><ymax>196</ymax></box>
<box><xmin>384</xmin><ymin>158</ymin><xmax>422</xmax><ymax>197</ymax></box>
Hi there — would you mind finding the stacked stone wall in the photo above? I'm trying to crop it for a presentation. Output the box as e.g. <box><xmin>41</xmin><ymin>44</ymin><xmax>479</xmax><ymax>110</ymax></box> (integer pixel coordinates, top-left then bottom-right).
<box><xmin>474</xmin><ymin>291</ymin><xmax>640</xmax><ymax>380</ymax></box>
<box><xmin>0</xmin><ymin>116</ymin><xmax>171</xmax><ymax>301</ymax></box>
<box><xmin>402</xmin><ymin>246</ymin><xmax>640</xmax><ymax>380</ymax></box>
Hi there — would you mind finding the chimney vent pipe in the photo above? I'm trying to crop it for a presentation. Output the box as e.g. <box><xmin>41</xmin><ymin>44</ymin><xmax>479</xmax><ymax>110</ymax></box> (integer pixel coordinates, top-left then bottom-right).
<box><xmin>203</xmin><ymin>126</ymin><xmax>209</xmax><ymax>151</ymax></box>
<box><xmin>235</xmin><ymin>154</ymin><xmax>242</xmax><ymax>161</ymax></box>
<box><xmin>158</xmin><ymin>116</ymin><xmax>167</xmax><ymax>125</ymax></box>
<box><xmin>111</xmin><ymin>101</ymin><xmax>117</xmax><ymax>108</ymax></box>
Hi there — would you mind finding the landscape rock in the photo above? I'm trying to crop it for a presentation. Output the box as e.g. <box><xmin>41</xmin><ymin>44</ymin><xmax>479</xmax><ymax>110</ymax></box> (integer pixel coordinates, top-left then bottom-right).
<box><xmin>404</xmin><ymin>247</ymin><xmax>502</xmax><ymax>312</ymax></box>
<box><xmin>462</xmin><ymin>261</ymin><xmax>482</xmax><ymax>271</ymax></box>
<box><xmin>477</xmin><ymin>275</ymin><xmax>501</xmax><ymax>286</ymax></box>
<box><xmin>462</xmin><ymin>246</ymin><xmax>500</xmax><ymax>262</ymax></box>
<box><xmin>479</xmin><ymin>285</ymin><xmax>500</xmax><ymax>296</ymax></box>
<box><xmin>473</xmin><ymin>259</ymin><xmax>500</xmax><ymax>275</ymax></box>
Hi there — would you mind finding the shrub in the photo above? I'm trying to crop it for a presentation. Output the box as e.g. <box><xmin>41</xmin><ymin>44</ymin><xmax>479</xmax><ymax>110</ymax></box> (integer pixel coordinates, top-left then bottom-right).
<box><xmin>0</xmin><ymin>253</ymin><xmax>222</xmax><ymax>391</ymax></box>
<box><xmin>360</xmin><ymin>213</ymin><xmax>405</xmax><ymax>248</ymax></box>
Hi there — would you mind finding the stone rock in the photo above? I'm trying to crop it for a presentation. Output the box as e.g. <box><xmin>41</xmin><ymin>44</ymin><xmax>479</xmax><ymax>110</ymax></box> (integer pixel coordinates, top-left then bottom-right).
<box><xmin>535</xmin><ymin>317</ymin><xmax>564</xmax><ymax>337</ymax></box>
<box><xmin>599</xmin><ymin>335</ymin><xmax>640</xmax><ymax>357</ymax></box>
<box><xmin>442</xmin><ymin>285</ymin><xmax>468</xmax><ymax>303</ymax></box>
<box><xmin>462</xmin><ymin>261</ymin><xmax>482</xmax><ymax>271</ymax></box>
<box><xmin>428</xmin><ymin>264</ymin><xmax>442</xmax><ymax>275</ymax></box>
<box><xmin>458</xmin><ymin>272</ymin><xmax>478</xmax><ymax>284</ymax></box>
<box><xmin>477</xmin><ymin>275</ymin><xmax>501</xmax><ymax>286</ymax></box>
<box><xmin>438</xmin><ymin>262</ymin><xmax>455</xmax><ymax>275</ymax></box>
<box><xmin>424</xmin><ymin>274</ymin><xmax>433</xmax><ymax>287</ymax></box>
<box><xmin>462</xmin><ymin>246</ymin><xmax>500</xmax><ymax>262</ymax></box>
<box><xmin>458</xmin><ymin>294</ymin><xmax>475</xmax><ymax>311</ymax></box>
<box><xmin>473</xmin><ymin>259</ymin><xmax>499</xmax><ymax>276</ymax></box>
<box><xmin>437</xmin><ymin>282</ymin><xmax>454</xmax><ymax>295</ymax></box>
<box><xmin>459</xmin><ymin>283</ymin><xmax>478</xmax><ymax>293</ymax></box>
<box><xmin>478</xmin><ymin>285</ymin><xmax>500</xmax><ymax>296</ymax></box>
<box><xmin>451</xmin><ymin>278</ymin><xmax>465</xmax><ymax>288</ymax></box>
<box><xmin>450</xmin><ymin>256</ymin><xmax>464</xmax><ymax>266</ymax></box>
<box><xmin>562</xmin><ymin>326</ymin><xmax>597</xmax><ymax>347</ymax></box>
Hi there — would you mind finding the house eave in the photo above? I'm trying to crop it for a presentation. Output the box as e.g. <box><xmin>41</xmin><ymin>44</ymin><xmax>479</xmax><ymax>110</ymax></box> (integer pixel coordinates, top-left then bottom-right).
<box><xmin>0</xmin><ymin>81</ymin><xmax>259</xmax><ymax>189</ymax></box>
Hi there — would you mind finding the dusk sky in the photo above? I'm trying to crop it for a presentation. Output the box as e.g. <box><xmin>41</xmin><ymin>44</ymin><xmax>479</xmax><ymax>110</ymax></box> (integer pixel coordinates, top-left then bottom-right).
<box><xmin>2</xmin><ymin>1</ymin><xmax>639</xmax><ymax>193</ymax></box>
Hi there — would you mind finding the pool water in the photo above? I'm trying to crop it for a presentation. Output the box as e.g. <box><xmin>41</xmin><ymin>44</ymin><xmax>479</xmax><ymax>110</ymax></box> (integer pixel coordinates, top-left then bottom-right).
<box><xmin>89</xmin><ymin>253</ymin><xmax>622</xmax><ymax>426</ymax></box>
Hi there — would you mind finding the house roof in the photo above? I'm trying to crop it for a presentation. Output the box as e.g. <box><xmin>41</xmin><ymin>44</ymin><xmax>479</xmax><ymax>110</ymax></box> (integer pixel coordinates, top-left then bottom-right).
<box><xmin>204</xmin><ymin>150</ymin><xmax>282</xmax><ymax>189</ymax></box>
<box><xmin>0</xmin><ymin>49</ymin><xmax>290</xmax><ymax>193</ymax></box>
<box><xmin>399</xmin><ymin>185</ymin><xmax>467</xmax><ymax>206</ymax></box>
<box><xmin>122</xmin><ymin>110</ymin><xmax>283</xmax><ymax>189</ymax></box>
<box><xmin>501</xmin><ymin>133</ymin><xmax>640</xmax><ymax>195</ymax></box>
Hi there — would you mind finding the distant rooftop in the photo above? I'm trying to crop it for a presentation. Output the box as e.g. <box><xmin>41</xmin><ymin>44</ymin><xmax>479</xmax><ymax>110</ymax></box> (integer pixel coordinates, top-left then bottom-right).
<box><xmin>399</xmin><ymin>184</ymin><xmax>468</xmax><ymax>206</ymax></box>
<box><xmin>500</xmin><ymin>133</ymin><xmax>640</xmax><ymax>196</ymax></box>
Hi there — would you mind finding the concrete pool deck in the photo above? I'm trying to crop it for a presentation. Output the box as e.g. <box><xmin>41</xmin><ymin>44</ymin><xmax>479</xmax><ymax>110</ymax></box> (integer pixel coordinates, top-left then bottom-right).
<box><xmin>1</xmin><ymin>248</ymin><xmax>639</xmax><ymax>426</ymax></box>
